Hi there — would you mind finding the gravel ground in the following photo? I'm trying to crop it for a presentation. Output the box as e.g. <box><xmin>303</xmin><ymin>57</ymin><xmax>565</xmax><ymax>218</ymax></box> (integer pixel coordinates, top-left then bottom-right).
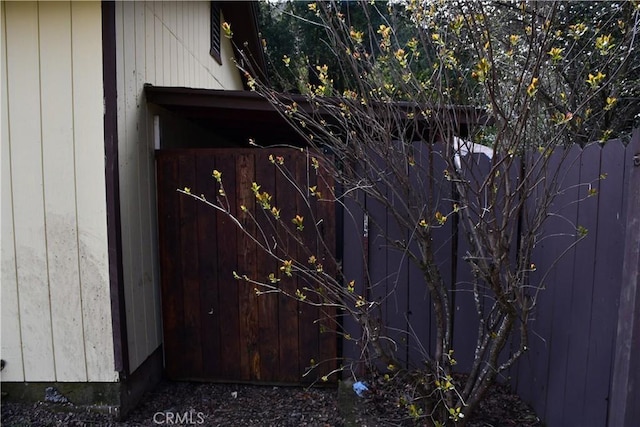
<box><xmin>1</xmin><ymin>379</ymin><xmax>541</xmax><ymax>426</ymax></box>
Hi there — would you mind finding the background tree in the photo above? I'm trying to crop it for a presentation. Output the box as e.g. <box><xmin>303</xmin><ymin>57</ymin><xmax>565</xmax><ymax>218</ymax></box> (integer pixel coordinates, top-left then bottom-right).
<box><xmin>258</xmin><ymin>1</ymin><xmax>390</xmax><ymax>92</ymax></box>
<box><xmin>259</xmin><ymin>0</ymin><xmax>639</xmax><ymax>140</ymax></box>
<box><xmin>192</xmin><ymin>1</ymin><xmax>639</xmax><ymax>424</ymax></box>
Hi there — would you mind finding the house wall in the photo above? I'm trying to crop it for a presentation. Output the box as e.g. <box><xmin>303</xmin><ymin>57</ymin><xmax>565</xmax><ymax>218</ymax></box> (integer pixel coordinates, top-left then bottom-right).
<box><xmin>0</xmin><ymin>1</ymin><xmax>117</xmax><ymax>382</ymax></box>
<box><xmin>114</xmin><ymin>1</ymin><xmax>244</xmax><ymax>372</ymax></box>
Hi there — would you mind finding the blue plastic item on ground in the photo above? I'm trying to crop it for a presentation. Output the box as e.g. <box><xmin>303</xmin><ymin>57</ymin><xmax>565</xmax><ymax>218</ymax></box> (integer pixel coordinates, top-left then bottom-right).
<box><xmin>352</xmin><ymin>381</ymin><xmax>369</xmax><ymax>397</ymax></box>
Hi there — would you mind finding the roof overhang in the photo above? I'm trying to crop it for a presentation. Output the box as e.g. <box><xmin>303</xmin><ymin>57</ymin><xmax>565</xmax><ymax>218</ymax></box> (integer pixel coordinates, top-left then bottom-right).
<box><xmin>144</xmin><ymin>85</ymin><xmax>491</xmax><ymax>147</ymax></box>
<box><xmin>145</xmin><ymin>85</ymin><xmax>304</xmax><ymax>145</ymax></box>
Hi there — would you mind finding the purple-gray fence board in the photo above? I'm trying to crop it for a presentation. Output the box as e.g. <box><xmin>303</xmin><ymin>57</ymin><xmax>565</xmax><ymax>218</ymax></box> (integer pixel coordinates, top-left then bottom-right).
<box><xmin>341</xmin><ymin>188</ymin><xmax>367</xmax><ymax>369</ymax></box>
<box><xmin>563</xmin><ymin>144</ymin><xmax>601</xmax><ymax>426</ymax></box>
<box><xmin>586</xmin><ymin>140</ymin><xmax>626</xmax><ymax>425</ymax></box>
<box><xmin>453</xmin><ymin>152</ymin><xmax>494</xmax><ymax>372</ymax></box>
<box><xmin>608</xmin><ymin>129</ymin><xmax>640</xmax><ymax>427</ymax></box>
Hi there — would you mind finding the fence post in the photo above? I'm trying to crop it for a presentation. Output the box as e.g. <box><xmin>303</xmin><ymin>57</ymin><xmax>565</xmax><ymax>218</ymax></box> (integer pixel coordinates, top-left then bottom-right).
<box><xmin>608</xmin><ymin>129</ymin><xmax>640</xmax><ymax>427</ymax></box>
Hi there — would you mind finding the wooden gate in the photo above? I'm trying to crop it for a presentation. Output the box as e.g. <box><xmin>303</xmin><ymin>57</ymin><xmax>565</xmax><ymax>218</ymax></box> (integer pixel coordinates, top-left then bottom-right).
<box><xmin>155</xmin><ymin>148</ymin><xmax>337</xmax><ymax>384</ymax></box>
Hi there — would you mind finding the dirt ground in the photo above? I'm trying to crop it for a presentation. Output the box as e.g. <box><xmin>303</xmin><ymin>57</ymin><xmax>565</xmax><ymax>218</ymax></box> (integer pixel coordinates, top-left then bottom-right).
<box><xmin>1</xmin><ymin>379</ymin><xmax>541</xmax><ymax>426</ymax></box>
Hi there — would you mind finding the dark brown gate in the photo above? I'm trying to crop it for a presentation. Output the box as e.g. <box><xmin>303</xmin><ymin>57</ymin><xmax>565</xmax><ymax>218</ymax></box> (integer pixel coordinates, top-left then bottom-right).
<box><xmin>156</xmin><ymin>148</ymin><xmax>337</xmax><ymax>384</ymax></box>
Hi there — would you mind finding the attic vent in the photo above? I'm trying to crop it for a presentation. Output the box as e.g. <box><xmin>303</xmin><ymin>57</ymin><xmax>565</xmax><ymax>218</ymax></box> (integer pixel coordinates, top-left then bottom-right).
<box><xmin>210</xmin><ymin>1</ymin><xmax>222</xmax><ymax>64</ymax></box>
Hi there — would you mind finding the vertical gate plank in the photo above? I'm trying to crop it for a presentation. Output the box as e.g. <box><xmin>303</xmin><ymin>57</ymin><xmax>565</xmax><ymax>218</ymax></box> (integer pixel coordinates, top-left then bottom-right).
<box><xmin>157</xmin><ymin>153</ymin><xmax>184</xmax><ymax>379</ymax></box>
<box><xmin>275</xmin><ymin>149</ymin><xmax>300</xmax><ymax>383</ymax></box>
<box><xmin>214</xmin><ymin>152</ymin><xmax>241</xmax><ymax>380</ymax></box>
<box><xmin>316</xmin><ymin>152</ymin><xmax>338</xmax><ymax>379</ymax></box>
<box><xmin>179</xmin><ymin>153</ymin><xmax>203</xmax><ymax>377</ymax></box>
<box><xmin>296</xmin><ymin>151</ymin><xmax>320</xmax><ymax>382</ymax></box>
<box><xmin>195</xmin><ymin>153</ymin><xmax>221</xmax><ymax>379</ymax></box>
<box><xmin>236</xmin><ymin>152</ymin><xmax>260</xmax><ymax>381</ymax></box>
<box><xmin>255</xmin><ymin>152</ymin><xmax>280</xmax><ymax>382</ymax></box>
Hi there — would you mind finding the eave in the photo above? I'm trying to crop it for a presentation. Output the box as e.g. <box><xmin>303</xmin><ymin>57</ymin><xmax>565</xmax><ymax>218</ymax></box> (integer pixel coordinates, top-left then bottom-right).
<box><xmin>144</xmin><ymin>85</ymin><xmax>490</xmax><ymax>147</ymax></box>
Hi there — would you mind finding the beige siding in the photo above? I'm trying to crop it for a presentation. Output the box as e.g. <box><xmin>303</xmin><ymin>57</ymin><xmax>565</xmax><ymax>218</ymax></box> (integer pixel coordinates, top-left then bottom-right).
<box><xmin>39</xmin><ymin>1</ymin><xmax>86</xmax><ymax>382</ymax></box>
<box><xmin>0</xmin><ymin>2</ymin><xmax>117</xmax><ymax>382</ymax></box>
<box><xmin>114</xmin><ymin>1</ymin><xmax>244</xmax><ymax>371</ymax></box>
<box><xmin>1</xmin><ymin>1</ymin><xmax>25</xmax><ymax>382</ymax></box>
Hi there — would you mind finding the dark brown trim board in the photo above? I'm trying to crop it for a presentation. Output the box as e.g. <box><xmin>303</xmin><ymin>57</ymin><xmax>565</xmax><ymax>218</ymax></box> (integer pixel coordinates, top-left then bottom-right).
<box><xmin>608</xmin><ymin>129</ymin><xmax>640</xmax><ymax>427</ymax></box>
<box><xmin>102</xmin><ymin>0</ymin><xmax>129</xmax><ymax>376</ymax></box>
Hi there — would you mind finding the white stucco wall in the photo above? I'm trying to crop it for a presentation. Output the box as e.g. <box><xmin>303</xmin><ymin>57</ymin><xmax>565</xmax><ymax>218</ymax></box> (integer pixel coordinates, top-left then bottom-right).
<box><xmin>114</xmin><ymin>1</ymin><xmax>244</xmax><ymax>372</ymax></box>
<box><xmin>1</xmin><ymin>1</ymin><xmax>117</xmax><ymax>382</ymax></box>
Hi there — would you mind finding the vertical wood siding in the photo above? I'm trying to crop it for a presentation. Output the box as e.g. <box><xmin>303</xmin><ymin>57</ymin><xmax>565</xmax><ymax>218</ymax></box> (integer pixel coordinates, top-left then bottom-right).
<box><xmin>0</xmin><ymin>1</ymin><xmax>116</xmax><ymax>382</ymax></box>
<box><xmin>114</xmin><ymin>1</ymin><xmax>244</xmax><ymax>372</ymax></box>
<box><xmin>0</xmin><ymin>0</ymin><xmax>25</xmax><ymax>382</ymax></box>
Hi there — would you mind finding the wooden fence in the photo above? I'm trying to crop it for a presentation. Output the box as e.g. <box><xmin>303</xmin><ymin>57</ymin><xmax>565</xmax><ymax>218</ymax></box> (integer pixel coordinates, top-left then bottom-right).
<box><xmin>340</xmin><ymin>132</ymin><xmax>640</xmax><ymax>426</ymax></box>
<box><xmin>155</xmin><ymin>132</ymin><xmax>638</xmax><ymax>424</ymax></box>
